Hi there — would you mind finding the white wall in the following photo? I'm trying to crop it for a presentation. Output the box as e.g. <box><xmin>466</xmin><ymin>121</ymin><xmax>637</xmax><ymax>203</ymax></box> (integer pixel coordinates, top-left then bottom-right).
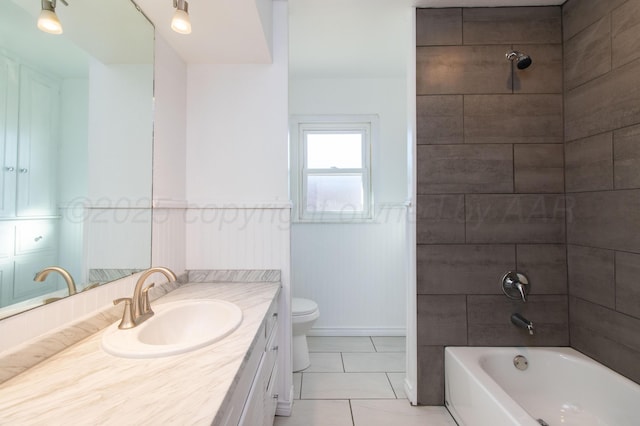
<box><xmin>184</xmin><ymin>1</ymin><xmax>292</xmax><ymax>414</ymax></box>
<box><xmin>87</xmin><ymin>60</ymin><xmax>153</xmax><ymax>203</ymax></box>
<box><xmin>152</xmin><ymin>34</ymin><xmax>187</xmax><ymax>273</ymax></box>
<box><xmin>289</xmin><ymin>77</ymin><xmax>409</xmax><ymax>335</ymax></box>
<box><xmin>185</xmin><ymin>32</ymin><xmax>288</xmax><ymax>204</ymax></box>
<box><xmin>84</xmin><ymin>59</ymin><xmax>154</xmax><ymax>272</ymax></box>
<box><xmin>57</xmin><ymin>78</ymin><xmax>88</xmax><ymax>284</ymax></box>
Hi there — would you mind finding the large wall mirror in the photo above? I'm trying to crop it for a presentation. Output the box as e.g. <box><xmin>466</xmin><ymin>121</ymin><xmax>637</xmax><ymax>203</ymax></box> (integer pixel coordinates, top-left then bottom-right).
<box><xmin>0</xmin><ymin>0</ymin><xmax>154</xmax><ymax>319</ymax></box>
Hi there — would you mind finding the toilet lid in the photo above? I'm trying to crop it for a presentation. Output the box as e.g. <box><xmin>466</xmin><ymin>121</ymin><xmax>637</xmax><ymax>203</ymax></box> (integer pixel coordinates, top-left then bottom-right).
<box><xmin>292</xmin><ymin>298</ymin><xmax>318</xmax><ymax>316</ymax></box>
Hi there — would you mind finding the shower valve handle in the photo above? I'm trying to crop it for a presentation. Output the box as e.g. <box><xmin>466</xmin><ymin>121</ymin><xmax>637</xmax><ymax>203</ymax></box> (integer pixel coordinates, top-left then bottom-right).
<box><xmin>501</xmin><ymin>271</ymin><xmax>530</xmax><ymax>302</ymax></box>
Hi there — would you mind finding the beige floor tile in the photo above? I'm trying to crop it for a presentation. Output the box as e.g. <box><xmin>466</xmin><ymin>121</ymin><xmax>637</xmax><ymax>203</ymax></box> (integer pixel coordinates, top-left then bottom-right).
<box><xmin>371</xmin><ymin>336</ymin><xmax>406</xmax><ymax>352</ymax></box>
<box><xmin>303</xmin><ymin>352</ymin><xmax>344</xmax><ymax>372</ymax></box>
<box><xmin>307</xmin><ymin>336</ymin><xmax>375</xmax><ymax>353</ymax></box>
<box><xmin>293</xmin><ymin>372</ymin><xmax>302</xmax><ymax>400</ymax></box>
<box><xmin>342</xmin><ymin>352</ymin><xmax>405</xmax><ymax>372</ymax></box>
<box><xmin>301</xmin><ymin>372</ymin><xmax>395</xmax><ymax>399</ymax></box>
<box><xmin>274</xmin><ymin>400</ymin><xmax>353</xmax><ymax>426</ymax></box>
<box><xmin>351</xmin><ymin>400</ymin><xmax>456</xmax><ymax>426</ymax></box>
<box><xmin>386</xmin><ymin>372</ymin><xmax>406</xmax><ymax>399</ymax></box>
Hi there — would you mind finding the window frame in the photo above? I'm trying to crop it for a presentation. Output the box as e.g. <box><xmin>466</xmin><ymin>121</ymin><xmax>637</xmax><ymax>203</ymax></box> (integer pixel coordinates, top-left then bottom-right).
<box><xmin>290</xmin><ymin>115</ymin><xmax>377</xmax><ymax>223</ymax></box>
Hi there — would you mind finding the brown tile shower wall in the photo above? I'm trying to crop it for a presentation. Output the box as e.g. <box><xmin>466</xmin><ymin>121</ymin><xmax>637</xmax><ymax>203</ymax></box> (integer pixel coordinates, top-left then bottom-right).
<box><xmin>415</xmin><ymin>7</ymin><xmax>567</xmax><ymax>405</ymax></box>
<box><xmin>563</xmin><ymin>0</ymin><xmax>640</xmax><ymax>385</ymax></box>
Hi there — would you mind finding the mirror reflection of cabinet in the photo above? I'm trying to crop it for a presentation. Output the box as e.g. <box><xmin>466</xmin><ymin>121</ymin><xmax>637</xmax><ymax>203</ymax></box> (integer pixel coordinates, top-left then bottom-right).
<box><xmin>0</xmin><ymin>53</ymin><xmax>60</xmax><ymax>307</ymax></box>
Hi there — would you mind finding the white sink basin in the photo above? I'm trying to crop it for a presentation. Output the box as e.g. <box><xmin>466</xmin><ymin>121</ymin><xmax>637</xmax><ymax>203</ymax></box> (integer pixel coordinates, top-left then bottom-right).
<box><xmin>101</xmin><ymin>299</ymin><xmax>243</xmax><ymax>358</ymax></box>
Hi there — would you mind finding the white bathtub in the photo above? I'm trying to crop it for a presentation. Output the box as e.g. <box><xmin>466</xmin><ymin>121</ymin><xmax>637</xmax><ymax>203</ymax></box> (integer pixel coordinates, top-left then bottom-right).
<box><xmin>445</xmin><ymin>346</ymin><xmax>640</xmax><ymax>426</ymax></box>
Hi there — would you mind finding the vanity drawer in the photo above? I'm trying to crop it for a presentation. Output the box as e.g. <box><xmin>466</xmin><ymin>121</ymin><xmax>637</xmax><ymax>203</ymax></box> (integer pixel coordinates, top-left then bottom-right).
<box><xmin>264</xmin><ymin>362</ymin><xmax>279</xmax><ymax>423</ymax></box>
<box><xmin>264</xmin><ymin>299</ymin><xmax>278</xmax><ymax>344</ymax></box>
<box><xmin>15</xmin><ymin>220</ymin><xmax>57</xmax><ymax>254</ymax></box>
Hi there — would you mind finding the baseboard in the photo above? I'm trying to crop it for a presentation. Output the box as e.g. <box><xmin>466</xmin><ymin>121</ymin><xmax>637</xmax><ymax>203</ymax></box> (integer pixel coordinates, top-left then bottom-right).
<box><xmin>307</xmin><ymin>327</ymin><xmax>406</xmax><ymax>337</ymax></box>
<box><xmin>404</xmin><ymin>377</ymin><xmax>417</xmax><ymax>406</ymax></box>
<box><xmin>275</xmin><ymin>385</ymin><xmax>294</xmax><ymax>417</ymax></box>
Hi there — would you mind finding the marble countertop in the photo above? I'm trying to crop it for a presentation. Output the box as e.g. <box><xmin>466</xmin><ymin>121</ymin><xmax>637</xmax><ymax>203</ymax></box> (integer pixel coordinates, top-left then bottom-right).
<box><xmin>0</xmin><ymin>281</ymin><xmax>281</xmax><ymax>425</ymax></box>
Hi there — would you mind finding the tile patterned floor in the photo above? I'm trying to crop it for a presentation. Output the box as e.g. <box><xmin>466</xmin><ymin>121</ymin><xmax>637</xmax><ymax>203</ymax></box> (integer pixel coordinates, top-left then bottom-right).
<box><xmin>274</xmin><ymin>336</ymin><xmax>456</xmax><ymax>426</ymax></box>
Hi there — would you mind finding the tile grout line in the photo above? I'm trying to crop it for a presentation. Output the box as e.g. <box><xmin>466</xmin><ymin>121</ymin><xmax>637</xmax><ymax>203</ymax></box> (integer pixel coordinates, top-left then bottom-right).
<box><xmin>385</xmin><ymin>372</ymin><xmax>399</xmax><ymax>399</ymax></box>
<box><xmin>299</xmin><ymin>372</ymin><xmax>304</xmax><ymax>400</ymax></box>
<box><xmin>348</xmin><ymin>399</ymin><xmax>356</xmax><ymax>426</ymax></box>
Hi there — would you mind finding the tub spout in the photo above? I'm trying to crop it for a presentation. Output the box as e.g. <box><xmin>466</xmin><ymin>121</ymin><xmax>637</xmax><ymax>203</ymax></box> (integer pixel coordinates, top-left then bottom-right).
<box><xmin>511</xmin><ymin>313</ymin><xmax>534</xmax><ymax>335</ymax></box>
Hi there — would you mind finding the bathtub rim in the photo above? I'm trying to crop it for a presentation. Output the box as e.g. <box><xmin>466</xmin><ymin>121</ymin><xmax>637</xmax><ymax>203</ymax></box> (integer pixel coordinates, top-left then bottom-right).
<box><xmin>444</xmin><ymin>346</ymin><xmax>640</xmax><ymax>426</ymax></box>
<box><xmin>445</xmin><ymin>346</ymin><xmax>542</xmax><ymax>426</ymax></box>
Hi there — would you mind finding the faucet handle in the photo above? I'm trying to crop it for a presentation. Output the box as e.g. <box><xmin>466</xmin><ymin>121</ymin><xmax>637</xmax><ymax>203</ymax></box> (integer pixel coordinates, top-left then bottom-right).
<box><xmin>141</xmin><ymin>283</ymin><xmax>155</xmax><ymax>315</ymax></box>
<box><xmin>501</xmin><ymin>271</ymin><xmax>530</xmax><ymax>302</ymax></box>
<box><xmin>114</xmin><ymin>298</ymin><xmax>135</xmax><ymax>329</ymax></box>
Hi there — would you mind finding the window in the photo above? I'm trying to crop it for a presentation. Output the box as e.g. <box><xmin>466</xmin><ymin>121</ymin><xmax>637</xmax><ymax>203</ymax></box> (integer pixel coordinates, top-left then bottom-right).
<box><xmin>291</xmin><ymin>116</ymin><xmax>376</xmax><ymax>222</ymax></box>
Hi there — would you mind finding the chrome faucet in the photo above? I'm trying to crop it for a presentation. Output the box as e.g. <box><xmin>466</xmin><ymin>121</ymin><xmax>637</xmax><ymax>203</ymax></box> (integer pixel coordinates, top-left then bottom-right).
<box><xmin>501</xmin><ymin>271</ymin><xmax>530</xmax><ymax>302</ymax></box>
<box><xmin>114</xmin><ymin>267</ymin><xmax>177</xmax><ymax>329</ymax></box>
<box><xmin>34</xmin><ymin>266</ymin><xmax>77</xmax><ymax>296</ymax></box>
<box><xmin>511</xmin><ymin>313</ymin><xmax>534</xmax><ymax>335</ymax></box>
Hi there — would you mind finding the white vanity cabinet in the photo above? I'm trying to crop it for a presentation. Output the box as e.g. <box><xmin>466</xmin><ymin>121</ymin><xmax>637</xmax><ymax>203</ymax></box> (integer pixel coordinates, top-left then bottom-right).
<box><xmin>0</xmin><ymin>54</ymin><xmax>59</xmax><ymax>219</ymax></box>
<box><xmin>222</xmin><ymin>297</ymin><xmax>280</xmax><ymax>426</ymax></box>
<box><xmin>0</xmin><ymin>53</ymin><xmax>60</xmax><ymax>307</ymax></box>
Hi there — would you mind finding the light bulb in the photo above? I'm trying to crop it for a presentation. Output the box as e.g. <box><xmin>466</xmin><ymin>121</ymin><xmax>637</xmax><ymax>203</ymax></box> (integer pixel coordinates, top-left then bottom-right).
<box><xmin>37</xmin><ymin>8</ymin><xmax>63</xmax><ymax>34</ymax></box>
<box><xmin>171</xmin><ymin>9</ymin><xmax>191</xmax><ymax>34</ymax></box>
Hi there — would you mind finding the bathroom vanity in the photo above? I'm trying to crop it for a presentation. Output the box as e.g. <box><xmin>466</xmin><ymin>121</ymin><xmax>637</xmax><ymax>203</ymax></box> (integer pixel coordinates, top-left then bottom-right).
<box><xmin>0</xmin><ymin>281</ymin><xmax>281</xmax><ymax>425</ymax></box>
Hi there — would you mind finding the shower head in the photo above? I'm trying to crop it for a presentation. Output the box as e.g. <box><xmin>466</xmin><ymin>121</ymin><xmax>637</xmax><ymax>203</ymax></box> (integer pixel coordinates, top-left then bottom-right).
<box><xmin>506</xmin><ymin>51</ymin><xmax>532</xmax><ymax>70</ymax></box>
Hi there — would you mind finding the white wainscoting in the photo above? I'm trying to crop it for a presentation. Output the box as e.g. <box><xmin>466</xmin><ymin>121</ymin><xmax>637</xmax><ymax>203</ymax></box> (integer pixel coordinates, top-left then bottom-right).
<box><xmin>184</xmin><ymin>204</ymin><xmax>293</xmax><ymax>416</ymax></box>
<box><xmin>185</xmin><ymin>205</ymin><xmax>291</xmax><ymax>270</ymax></box>
<box><xmin>152</xmin><ymin>205</ymin><xmax>186</xmax><ymax>273</ymax></box>
<box><xmin>292</xmin><ymin>204</ymin><xmax>408</xmax><ymax>337</ymax></box>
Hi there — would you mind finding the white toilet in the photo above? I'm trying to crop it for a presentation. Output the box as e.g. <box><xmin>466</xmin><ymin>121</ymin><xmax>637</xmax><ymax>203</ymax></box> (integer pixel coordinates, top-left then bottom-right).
<box><xmin>291</xmin><ymin>297</ymin><xmax>320</xmax><ymax>372</ymax></box>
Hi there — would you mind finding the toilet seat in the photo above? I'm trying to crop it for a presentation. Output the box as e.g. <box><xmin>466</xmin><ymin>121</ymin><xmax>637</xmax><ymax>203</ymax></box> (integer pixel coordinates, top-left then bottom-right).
<box><xmin>292</xmin><ymin>298</ymin><xmax>318</xmax><ymax>316</ymax></box>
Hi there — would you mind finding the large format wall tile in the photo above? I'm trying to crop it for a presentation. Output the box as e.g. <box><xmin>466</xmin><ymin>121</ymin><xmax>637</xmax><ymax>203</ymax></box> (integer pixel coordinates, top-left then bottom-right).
<box><xmin>417</xmin><ymin>244</ymin><xmax>515</xmax><ymax>295</ymax></box>
<box><xmin>417</xmin><ymin>346</ymin><xmax>444</xmax><ymax>405</ymax></box>
<box><xmin>417</xmin><ymin>144</ymin><xmax>513</xmax><ymax>194</ymax></box>
<box><xmin>566</xmin><ymin>190</ymin><xmax>640</xmax><ymax>252</ymax></box>
<box><xmin>571</xmin><ymin>320</ymin><xmax>640</xmax><ymax>384</ymax></box>
<box><xmin>564</xmin><ymin>16</ymin><xmax>611</xmax><ymax>91</ymax></box>
<box><xmin>416</xmin><ymin>95</ymin><xmax>463</xmax><ymax>144</ymax></box>
<box><xmin>467</xmin><ymin>295</ymin><xmax>569</xmax><ymax>346</ymax></box>
<box><xmin>416</xmin><ymin>4</ymin><xmax>569</xmax><ymax>402</ymax></box>
<box><xmin>416</xmin><ymin>195</ymin><xmax>465</xmax><ymax>244</ymax></box>
<box><xmin>417</xmin><ymin>295</ymin><xmax>467</xmax><ymax>346</ymax></box>
<box><xmin>464</xmin><ymin>94</ymin><xmax>563</xmax><ymax>144</ymax></box>
<box><xmin>562</xmin><ymin>0</ymin><xmax>627</xmax><ymax>41</ymax></box>
<box><xmin>570</xmin><ymin>297</ymin><xmax>640</xmax><ymax>353</ymax></box>
<box><xmin>416</xmin><ymin>8</ymin><xmax>462</xmax><ymax>46</ymax></box>
<box><xmin>616</xmin><ymin>251</ymin><xmax>640</xmax><ymax>318</ymax></box>
<box><xmin>614</xmin><ymin>123</ymin><xmax>640</xmax><ymax>189</ymax></box>
<box><xmin>514</xmin><ymin>144</ymin><xmax>564</xmax><ymax>193</ymax></box>
<box><xmin>565</xmin><ymin>133</ymin><xmax>614</xmax><ymax>192</ymax></box>
<box><xmin>612</xmin><ymin>0</ymin><xmax>640</xmax><ymax>68</ymax></box>
<box><xmin>416</xmin><ymin>45</ymin><xmax>512</xmax><ymax>95</ymax></box>
<box><xmin>466</xmin><ymin>194</ymin><xmax>566</xmax><ymax>243</ymax></box>
<box><xmin>516</xmin><ymin>244</ymin><xmax>567</xmax><ymax>294</ymax></box>
<box><xmin>463</xmin><ymin>7</ymin><xmax>561</xmax><ymax>45</ymax></box>
<box><xmin>567</xmin><ymin>245</ymin><xmax>615</xmax><ymax>308</ymax></box>
<box><xmin>512</xmin><ymin>44</ymin><xmax>563</xmax><ymax>94</ymax></box>
<box><xmin>565</xmin><ymin>58</ymin><xmax>640</xmax><ymax>142</ymax></box>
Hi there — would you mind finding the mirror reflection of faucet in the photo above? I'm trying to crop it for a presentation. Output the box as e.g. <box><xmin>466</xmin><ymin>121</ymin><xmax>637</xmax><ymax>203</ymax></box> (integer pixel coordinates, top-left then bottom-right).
<box><xmin>34</xmin><ymin>266</ymin><xmax>77</xmax><ymax>296</ymax></box>
<box><xmin>501</xmin><ymin>271</ymin><xmax>530</xmax><ymax>302</ymax></box>
<box><xmin>511</xmin><ymin>313</ymin><xmax>534</xmax><ymax>335</ymax></box>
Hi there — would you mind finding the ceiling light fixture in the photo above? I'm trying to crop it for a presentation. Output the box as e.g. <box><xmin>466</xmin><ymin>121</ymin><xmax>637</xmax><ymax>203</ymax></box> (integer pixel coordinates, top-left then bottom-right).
<box><xmin>171</xmin><ymin>0</ymin><xmax>192</xmax><ymax>35</ymax></box>
<box><xmin>37</xmin><ymin>0</ymin><xmax>67</xmax><ymax>35</ymax></box>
